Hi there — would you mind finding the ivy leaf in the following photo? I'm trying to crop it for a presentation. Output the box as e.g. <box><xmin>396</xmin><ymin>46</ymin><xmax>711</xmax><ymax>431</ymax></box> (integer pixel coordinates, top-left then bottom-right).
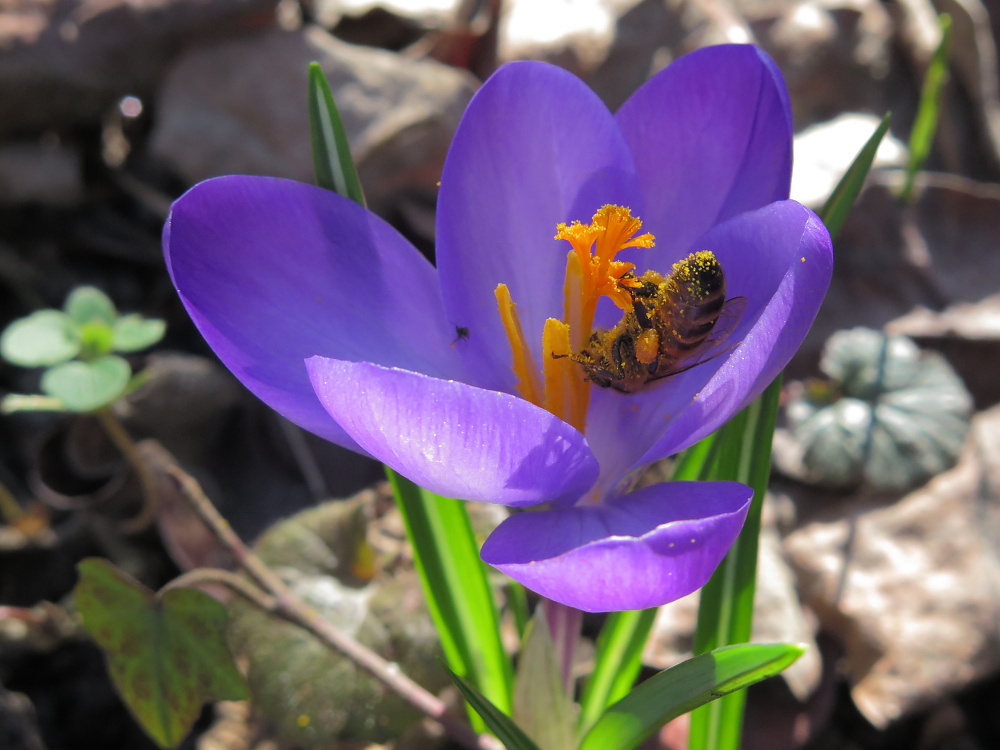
<box><xmin>113</xmin><ymin>314</ymin><xmax>167</xmax><ymax>352</ymax></box>
<box><xmin>40</xmin><ymin>355</ymin><xmax>132</xmax><ymax>412</ymax></box>
<box><xmin>75</xmin><ymin>559</ymin><xmax>249</xmax><ymax>749</ymax></box>
<box><xmin>0</xmin><ymin>310</ymin><xmax>81</xmax><ymax>367</ymax></box>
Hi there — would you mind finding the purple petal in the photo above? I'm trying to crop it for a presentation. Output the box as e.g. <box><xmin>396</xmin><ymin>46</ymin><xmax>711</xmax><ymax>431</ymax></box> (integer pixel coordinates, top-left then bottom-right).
<box><xmin>584</xmin><ymin>201</ymin><xmax>832</xmax><ymax>477</ymax></box>
<box><xmin>306</xmin><ymin>357</ymin><xmax>600</xmax><ymax>506</ymax></box>
<box><xmin>481</xmin><ymin>481</ymin><xmax>751</xmax><ymax>612</ymax></box>
<box><xmin>164</xmin><ymin>175</ymin><xmax>463</xmax><ymax>450</ymax></box>
<box><xmin>641</xmin><ymin>202</ymin><xmax>832</xmax><ymax>460</ymax></box>
<box><xmin>436</xmin><ymin>61</ymin><xmax>642</xmax><ymax>393</ymax></box>
<box><xmin>617</xmin><ymin>45</ymin><xmax>792</xmax><ymax>267</ymax></box>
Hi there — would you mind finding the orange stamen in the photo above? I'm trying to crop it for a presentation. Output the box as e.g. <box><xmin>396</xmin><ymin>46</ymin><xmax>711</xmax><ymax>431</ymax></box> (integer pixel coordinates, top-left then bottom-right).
<box><xmin>495</xmin><ymin>284</ymin><xmax>542</xmax><ymax>406</ymax></box>
<box><xmin>496</xmin><ymin>205</ymin><xmax>655</xmax><ymax>434</ymax></box>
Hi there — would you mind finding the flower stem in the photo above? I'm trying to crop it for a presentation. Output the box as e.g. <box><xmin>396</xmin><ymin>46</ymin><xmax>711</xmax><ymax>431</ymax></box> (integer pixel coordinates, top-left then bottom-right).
<box><xmin>541</xmin><ymin>598</ymin><xmax>583</xmax><ymax>692</ymax></box>
<box><xmin>94</xmin><ymin>407</ymin><xmax>159</xmax><ymax>533</ymax></box>
<box><xmin>163</xmin><ymin>461</ymin><xmax>501</xmax><ymax>750</ymax></box>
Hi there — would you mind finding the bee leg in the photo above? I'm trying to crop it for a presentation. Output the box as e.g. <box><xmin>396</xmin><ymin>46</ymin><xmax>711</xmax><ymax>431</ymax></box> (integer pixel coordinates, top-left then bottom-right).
<box><xmin>633</xmin><ymin>300</ymin><xmax>653</xmax><ymax>329</ymax></box>
<box><xmin>587</xmin><ymin>368</ymin><xmax>614</xmax><ymax>388</ymax></box>
<box><xmin>646</xmin><ymin>354</ymin><xmax>660</xmax><ymax>376</ymax></box>
<box><xmin>610</xmin><ymin>334</ymin><xmax>635</xmax><ymax>379</ymax></box>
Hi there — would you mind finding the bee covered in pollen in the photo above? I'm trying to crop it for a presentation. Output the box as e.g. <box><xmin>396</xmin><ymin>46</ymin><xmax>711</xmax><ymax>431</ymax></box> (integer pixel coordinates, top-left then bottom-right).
<box><xmin>572</xmin><ymin>250</ymin><xmax>746</xmax><ymax>394</ymax></box>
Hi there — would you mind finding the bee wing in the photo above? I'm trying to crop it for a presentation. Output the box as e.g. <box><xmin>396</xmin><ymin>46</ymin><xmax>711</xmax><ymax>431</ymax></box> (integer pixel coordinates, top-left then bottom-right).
<box><xmin>650</xmin><ymin>296</ymin><xmax>748</xmax><ymax>380</ymax></box>
<box><xmin>702</xmin><ymin>295</ymin><xmax>746</xmax><ymax>349</ymax></box>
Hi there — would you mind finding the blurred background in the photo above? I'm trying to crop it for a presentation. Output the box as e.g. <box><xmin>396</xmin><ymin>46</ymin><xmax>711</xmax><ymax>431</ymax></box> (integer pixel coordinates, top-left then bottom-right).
<box><xmin>1</xmin><ymin>1</ymin><xmax>1000</xmax><ymax>749</ymax></box>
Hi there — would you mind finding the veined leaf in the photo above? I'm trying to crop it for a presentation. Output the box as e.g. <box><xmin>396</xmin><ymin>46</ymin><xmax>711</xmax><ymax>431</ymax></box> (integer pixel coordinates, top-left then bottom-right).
<box><xmin>75</xmin><ymin>559</ymin><xmax>248</xmax><ymax>748</ymax></box>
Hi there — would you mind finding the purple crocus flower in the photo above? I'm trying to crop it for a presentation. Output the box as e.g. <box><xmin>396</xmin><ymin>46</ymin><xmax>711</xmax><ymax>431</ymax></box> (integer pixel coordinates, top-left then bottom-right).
<box><xmin>164</xmin><ymin>45</ymin><xmax>832</xmax><ymax>613</ymax></box>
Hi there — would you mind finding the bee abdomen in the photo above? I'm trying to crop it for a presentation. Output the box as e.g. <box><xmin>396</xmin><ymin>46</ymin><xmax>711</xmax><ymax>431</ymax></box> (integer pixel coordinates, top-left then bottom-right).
<box><xmin>655</xmin><ymin>252</ymin><xmax>727</xmax><ymax>354</ymax></box>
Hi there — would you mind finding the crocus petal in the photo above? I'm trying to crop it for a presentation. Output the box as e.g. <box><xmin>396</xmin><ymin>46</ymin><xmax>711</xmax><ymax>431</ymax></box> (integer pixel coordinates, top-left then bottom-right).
<box><xmin>437</xmin><ymin>61</ymin><xmax>642</xmax><ymax>393</ymax></box>
<box><xmin>306</xmin><ymin>357</ymin><xmax>600</xmax><ymax>507</ymax></box>
<box><xmin>642</xmin><ymin>202</ymin><xmax>832</xmax><ymax>460</ymax></box>
<box><xmin>617</xmin><ymin>45</ymin><xmax>792</xmax><ymax>266</ymax></box>
<box><xmin>584</xmin><ymin>201</ymin><xmax>832</xmax><ymax>478</ymax></box>
<box><xmin>481</xmin><ymin>481</ymin><xmax>752</xmax><ymax>612</ymax></box>
<box><xmin>165</xmin><ymin>175</ymin><xmax>463</xmax><ymax>450</ymax></box>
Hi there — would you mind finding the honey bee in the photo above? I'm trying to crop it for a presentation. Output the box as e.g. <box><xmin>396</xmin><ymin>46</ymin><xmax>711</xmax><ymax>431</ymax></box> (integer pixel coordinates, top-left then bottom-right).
<box><xmin>573</xmin><ymin>251</ymin><xmax>746</xmax><ymax>394</ymax></box>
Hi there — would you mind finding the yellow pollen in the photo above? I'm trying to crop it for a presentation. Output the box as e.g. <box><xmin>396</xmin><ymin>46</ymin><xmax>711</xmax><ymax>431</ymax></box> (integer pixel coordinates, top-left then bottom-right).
<box><xmin>495</xmin><ymin>205</ymin><xmax>655</xmax><ymax>433</ymax></box>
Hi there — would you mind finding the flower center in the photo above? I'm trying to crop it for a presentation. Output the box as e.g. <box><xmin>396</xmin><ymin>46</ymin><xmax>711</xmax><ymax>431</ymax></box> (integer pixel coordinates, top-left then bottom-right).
<box><xmin>494</xmin><ymin>205</ymin><xmax>654</xmax><ymax>432</ymax></box>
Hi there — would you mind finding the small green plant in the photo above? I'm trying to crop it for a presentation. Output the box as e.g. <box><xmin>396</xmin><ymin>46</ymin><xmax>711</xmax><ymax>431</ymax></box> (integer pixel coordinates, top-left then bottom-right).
<box><xmin>785</xmin><ymin>327</ymin><xmax>972</xmax><ymax>492</ymax></box>
<box><xmin>1</xmin><ymin>286</ymin><xmax>165</xmax><ymax>413</ymax></box>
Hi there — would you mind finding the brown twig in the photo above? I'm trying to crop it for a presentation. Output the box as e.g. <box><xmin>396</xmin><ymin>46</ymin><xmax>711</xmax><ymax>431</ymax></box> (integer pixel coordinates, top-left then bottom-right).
<box><xmin>95</xmin><ymin>407</ymin><xmax>159</xmax><ymax>533</ymax></box>
<box><xmin>164</xmin><ymin>463</ymin><xmax>502</xmax><ymax>750</ymax></box>
<box><xmin>160</xmin><ymin>569</ymin><xmax>278</xmax><ymax>612</ymax></box>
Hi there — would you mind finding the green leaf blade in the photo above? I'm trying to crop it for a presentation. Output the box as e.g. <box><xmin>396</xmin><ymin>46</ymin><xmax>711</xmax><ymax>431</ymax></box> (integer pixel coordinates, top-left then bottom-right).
<box><xmin>819</xmin><ymin>112</ymin><xmax>891</xmax><ymax>240</ymax></box>
<box><xmin>901</xmin><ymin>14</ymin><xmax>953</xmax><ymax>204</ymax></box>
<box><xmin>579</xmin><ymin>607</ymin><xmax>657</xmax><ymax>733</ymax></box>
<box><xmin>41</xmin><ymin>355</ymin><xmax>132</xmax><ymax>412</ymax></box>
<box><xmin>308</xmin><ymin>62</ymin><xmax>366</xmax><ymax>205</ymax></box>
<box><xmin>386</xmin><ymin>470</ymin><xmax>513</xmax><ymax>724</ymax></box>
<box><xmin>582</xmin><ymin>643</ymin><xmax>804</xmax><ymax>750</ymax></box>
<box><xmin>1</xmin><ymin>310</ymin><xmax>81</xmax><ymax>367</ymax></box>
<box><xmin>75</xmin><ymin>559</ymin><xmax>248</xmax><ymax>748</ymax></box>
<box><xmin>449</xmin><ymin>669</ymin><xmax>543</xmax><ymax>750</ymax></box>
<box><xmin>688</xmin><ymin>377</ymin><xmax>783</xmax><ymax>750</ymax></box>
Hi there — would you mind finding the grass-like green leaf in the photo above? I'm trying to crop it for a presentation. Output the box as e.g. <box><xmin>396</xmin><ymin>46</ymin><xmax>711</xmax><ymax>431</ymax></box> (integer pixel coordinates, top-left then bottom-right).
<box><xmin>579</xmin><ymin>608</ymin><xmax>657</xmax><ymax>733</ymax></box>
<box><xmin>113</xmin><ymin>314</ymin><xmax>167</xmax><ymax>352</ymax></box>
<box><xmin>507</xmin><ymin>580</ymin><xmax>530</xmax><ymax>638</ymax></box>
<box><xmin>305</xmin><ymin>58</ymin><xmax>513</xmax><ymax>732</ymax></box>
<box><xmin>686</xmin><ymin>58</ymin><xmax>885</xmax><ymax>750</ymax></box>
<box><xmin>66</xmin><ymin>286</ymin><xmax>117</xmax><ymax>326</ymax></box>
<box><xmin>688</xmin><ymin>377</ymin><xmax>782</xmax><ymax>750</ymax></box>
<box><xmin>41</xmin><ymin>355</ymin><xmax>132</xmax><ymax>412</ymax></box>
<box><xmin>582</xmin><ymin>403</ymin><xmax>724</xmax><ymax>731</ymax></box>
<box><xmin>900</xmin><ymin>14</ymin><xmax>952</xmax><ymax>204</ymax></box>
<box><xmin>386</xmin><ymin>470</ymin><xmax>513</xmax><ymax>723</ymax></box>
<box><xmin>1</xmin><ymin>310</ymin><xmax>81</xmax><ymax>367</ymax></box>
<box><xmin>449</xmin><ymin>668</ymin><xmax>543</xmax><ymax>750</ymax></box>
<box><xmin>582</xmin><ymin>643</ymin><xmax>804</xmax><ymax>750</ymax></box>
<box><xmin>75</xmin><ymin>559</ymin><xmax>248</xmax><ymax>748</ymax></box>
<box><xmin>308</xmin><ymin>62</ymin><xmax>366</xmax><ymax>204</ymax></box>
<box><xmin>820</xmin><ymin>113</ymin><xmax>891</xmax><ymax>240</ymax></box>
